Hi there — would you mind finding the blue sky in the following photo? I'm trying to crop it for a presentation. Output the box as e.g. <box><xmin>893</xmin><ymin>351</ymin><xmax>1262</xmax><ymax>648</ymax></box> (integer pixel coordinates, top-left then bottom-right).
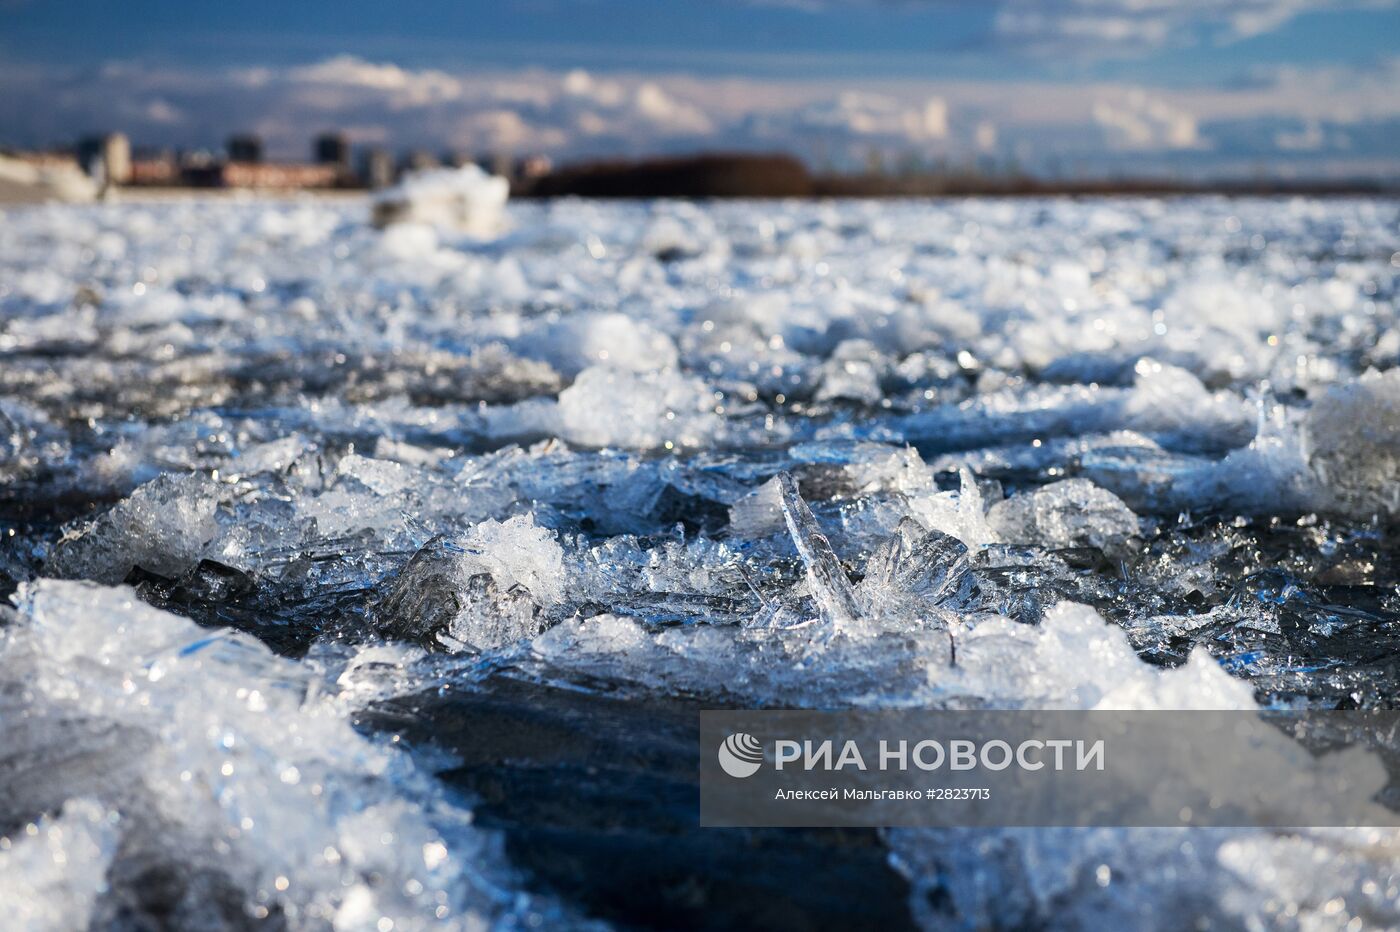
<box><xmin>3</xmin><ymin>0</ymin><xmax>1398</xmax><ymax>176</ymax></box>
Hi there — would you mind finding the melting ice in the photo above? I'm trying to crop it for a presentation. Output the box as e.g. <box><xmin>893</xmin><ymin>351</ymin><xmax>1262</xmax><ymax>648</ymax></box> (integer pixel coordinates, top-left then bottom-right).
<box><xmin>0</xmin><ymin>193</ymin><xmax>1398</xmax><ymax>929</ymax></box>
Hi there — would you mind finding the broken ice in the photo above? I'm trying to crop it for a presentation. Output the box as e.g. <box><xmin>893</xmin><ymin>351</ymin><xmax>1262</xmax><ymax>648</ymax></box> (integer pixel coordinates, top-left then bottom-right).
<box><xmin>0</xmin><ymin>193</ymin><xmax>1397</xmax><ymax>929</ymax></box>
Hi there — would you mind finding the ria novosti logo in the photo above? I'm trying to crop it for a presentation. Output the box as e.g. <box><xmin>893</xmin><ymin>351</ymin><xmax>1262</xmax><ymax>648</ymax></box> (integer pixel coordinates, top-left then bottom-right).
<box><xmin>717</xmin><ymin>733</ymin><xmax>764</xmax><ymax>778</ymax></box>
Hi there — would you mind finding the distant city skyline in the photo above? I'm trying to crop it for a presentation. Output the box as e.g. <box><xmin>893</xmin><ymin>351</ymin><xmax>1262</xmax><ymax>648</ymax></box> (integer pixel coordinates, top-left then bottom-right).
<box><xmin>3</xmin><ymin>0</ymin><xmax>1398</xmax><ymax>178</ymax></box>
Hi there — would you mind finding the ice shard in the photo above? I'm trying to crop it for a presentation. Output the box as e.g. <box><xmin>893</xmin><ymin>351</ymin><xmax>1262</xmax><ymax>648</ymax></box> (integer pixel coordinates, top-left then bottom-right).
<box><xmin>776</xmin><ymin>472</ymin><xmax>862</xmax><ymax>627</ymax></box>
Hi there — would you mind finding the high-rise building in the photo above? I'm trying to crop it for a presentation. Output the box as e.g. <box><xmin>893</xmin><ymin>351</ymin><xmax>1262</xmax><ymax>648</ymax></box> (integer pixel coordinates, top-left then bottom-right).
<box><xmin>75</xmin><ymin>132</ymin><xmax>131</xmax><ymax>184</ymax></box>
<box><xmin>103</xmin><ymin>133</ymin><xmax>131</xmax><ymax>184</ymax></box>
<box><xmin>227</xmin><ymin>134</ymin><xmax>263</xmax><ymax>163</ymax></box>
<box><xmin>314</xmin><ymin>132</ymin><xmax>350</xmax><ymax>170</ymax></box>
<box><xmin>360</xmin><ymin>147</ymin><xmax>396</xmax><ymax>189</ymax></box>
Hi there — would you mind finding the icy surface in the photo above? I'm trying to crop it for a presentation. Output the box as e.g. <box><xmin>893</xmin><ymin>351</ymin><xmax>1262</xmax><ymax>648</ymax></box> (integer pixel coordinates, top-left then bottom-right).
<box><xmin>0</xmin><ymin>194</ymin><xmax>1398</xmax><ymax>929</ymax></box>
<box><xmin>0</xmin><ymin>799</ymin><xmax>117</xmax><ymax>932</ymax></box>
<box><xmin>372</xmin><ymin>163</ymin><xmax>510</xmax><ymax>237</ymax></box>
<box><xmin>987</xmin><ymin>478</ymin><xmax>1138</xmax><ymax>553</ymax></box>
<box><xmin>0</xmin><ymin>580</ymin><xmax>572</xmax><ymax>930</ymax></box>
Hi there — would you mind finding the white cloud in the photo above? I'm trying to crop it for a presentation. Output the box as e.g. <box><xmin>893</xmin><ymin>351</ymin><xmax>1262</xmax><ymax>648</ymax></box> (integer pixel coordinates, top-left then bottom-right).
<box><xmin>0</xmin><ymin>55</ymin><xmax>1396</xmax><ymax>177</ymax></box>
<box><xmin>916</xmin><ymin>98</ymin><xmax>949</xmax><ymax>138</ymax></box>
<box><xmin>1275</xmin><ymin>120</ymin><xmax>1324</xmax><ymax>151</ymax></box>
<box><xmin>634</xmin><ymin>83</ymin><xmax>714</xmax><ymax>134</ymax></box>
<box><xmin>562</xmin><ymin>69</ymin><xmax>624</xmax><ymax>107</ymax></box>
<box><xmin>1273</xmin><ymin>119</ymin><xmax>1354</xmax><ymax>151</ymax></box>
<box><xmin>990</xmin><ymin>0</ymin><xmax>1384</xmax><ymax>55</ymax></box>
<box><xmin>289</xmin><ymin>56</ymin><xmax>462</xmax><ymax>104</ymax></box>
<box><xmin>743</xmin><ymin>91</ymin><xmax>949</xmax><ymax>150</ymax></box>
<box><xmin>975</xmin><ymin>120</ymin><xmax>998</xmax><ymax>152</ymax></box>
<box><xmin>749</xmin><ymin>0</ymin><xmax>1369</xmax><ymax>54</ymax></box>
<box><xmin>1092</xmin><ymin>90</ymin><xmax>1201</xmax><ymax>150</ymax></box>
<box><xmin>143</xmin><ymin>100</ymin><xmax>182</xmax><ymax>124</ymax></box>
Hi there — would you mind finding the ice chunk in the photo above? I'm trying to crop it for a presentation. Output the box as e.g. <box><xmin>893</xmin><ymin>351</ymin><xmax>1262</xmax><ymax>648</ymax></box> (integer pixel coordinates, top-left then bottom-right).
<box><xmin>1121</xmin><ymin>358</ymin><xmax>1253</xmax><ymax>446</ymax></box>
<box><xmin>376</xmin><ymin>219</ymin><xmax>440</xmax><ymax>259</ymax></box>
<box><xmin>531</xmin><ymin>613</ymin><xmax>660</xmax><ymax>678</ymax></box>
<box><xmin>1306</xmin><ymin>368</ymin><xmax>1400</xmax><ymax>518</ymax></box>
<box><xmin>1162</xmin><ymin>275</ymin><xmax>1282</xmax><ymax>340</ymax></box>
<box><xmin>528</xmin><ymin>312</ymin><xmax>680</xmax><ymax>377</ymax></box>
<box><xmin>727</xmin><ymin>476</ymin><xmax>786</xmax><ymax>539</ymax></box>
<box><xmin>452</xmin><ymin>342</ymin><xmax>564</xmax><ymax>403</ymax></box>
<box><xmin>371</xmin><ymin>163</ymin><xmax>509</xmax><ymax>237</ymax></box>
<box><xmin>952</xmin><ymin>602</ymin><xmax>1258</xmax><ymax>710</ymax></box>
<box><xmin>0</xmin><ymin>153</ymin><xmax>97</xmax><ymax>203</ymax></box>
<box><xmin>47</xmin><ymin>473</ymin><xmax>222</xmax><ymax>583</ymax></box>
<box><xmin>372</xmin><ymin>517</ymin><xmax>562</xmax><ymax>651</ymax></box>
<box><xmin>905</xmin><ymin>466</ymin><xmax>999</xmax><ymax>550</ymax></box>
<box><xmin>549</xmin><ymin>366</ymin><xmax>722</xmax><ymax>450</ymax></box>
<box><xmin>855</xmin><ymin>519</ymin><xmax>967</xmax><ymax>655</ymax></box>
<box><xmin>895</xmin><ymin>360</ymin><xmax>1252</xmax><ymax>455</ymax></box>
<box><xmin>443</xmin><ymin>572</ymin><xmax>548</xmax><ymax>652</ymax></box>
<box><xmin>224</xmin><ymin>435</ymin><xmax>311</xmax><ymax>480</ymax></box>
<box><xmin>335</xmin><ymin>451</ymin><xmax>416</xmax><ymax>496</ymax></box>
<box><xmin>641</xmin><ymin>213</ymin><xmax>704</xmax><ymax>261</ymax></box>
<box><xmin>873</xmin><ymin>519</ymin><xmax>970</xmax><ymax>606</ymax></box>
<box><xmin>1121</xmin><ymin>373</ymin><xmax>1400</xmax><ymax>520</ymax></box>
<box><xmin>815</xmin><ymin>339</ymin><xmax>883</xmax><ymax>406</ymax></box>
<box><xmin>843</xmin><ymin>444</ymin><xmax>938</xmax><ymax>497</ymax></box>
<box><xmin>296</xmin><ymin>453</ymin><xmax>426</xmax><ymax>538</ymax></box>
<box><xmin>987</xmin><ymin>478</ymin><xmax>1139</xmax><ymax>553</ymax></box>
<box><xmin>1</xmin><ymin>579</ymin><xmax>537</xmax><ymax>930</ymax></box>
<box><xmin>776</xmin><ymin>472</ymin><xmax>862</xmax><ymax>627</ymax></box>
<box><xmin>371</xmin><ymin>535</ymin><xmax>471</xmax><ymax>647</ymax></box>
<box><xmin>460</xmin><ymin>514</ymin><xmax>566</xmax><ymax>605</ymax></box>
<box><xmin>0</xmin><ymin>799</ymin><xmax>117</xmax><ymax>932</ymax></box>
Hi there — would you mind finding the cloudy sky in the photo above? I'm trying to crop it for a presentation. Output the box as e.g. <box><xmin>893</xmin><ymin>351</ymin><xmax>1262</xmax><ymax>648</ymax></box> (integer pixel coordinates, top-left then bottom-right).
<box><xmin>2</xmin><ymin>0</ymin><xmax>1398</xmax><ymax>177</ymax></box>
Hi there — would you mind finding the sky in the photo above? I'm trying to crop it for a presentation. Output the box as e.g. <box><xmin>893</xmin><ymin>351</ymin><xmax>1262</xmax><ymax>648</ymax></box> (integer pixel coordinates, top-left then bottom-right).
<box><xmin>2</xmin><ymin>0</ymin><xmax>1398</xmax><ymax>178</ymax></box>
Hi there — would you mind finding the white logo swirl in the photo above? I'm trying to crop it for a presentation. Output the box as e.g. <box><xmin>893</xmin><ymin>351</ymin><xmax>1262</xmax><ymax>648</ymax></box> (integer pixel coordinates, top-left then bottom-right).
<box><xmin>717</xmin><ymin>732</ymin><xmax>763</xmax><ymax>778</ymax></box>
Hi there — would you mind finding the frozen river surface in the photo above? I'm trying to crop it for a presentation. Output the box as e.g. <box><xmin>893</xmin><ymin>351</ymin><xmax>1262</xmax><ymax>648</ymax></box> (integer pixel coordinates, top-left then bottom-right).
<box><xmin>1</xmin><ymin>195</ymin><xmax>1398</xmax><ymax>929</ymax></box>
